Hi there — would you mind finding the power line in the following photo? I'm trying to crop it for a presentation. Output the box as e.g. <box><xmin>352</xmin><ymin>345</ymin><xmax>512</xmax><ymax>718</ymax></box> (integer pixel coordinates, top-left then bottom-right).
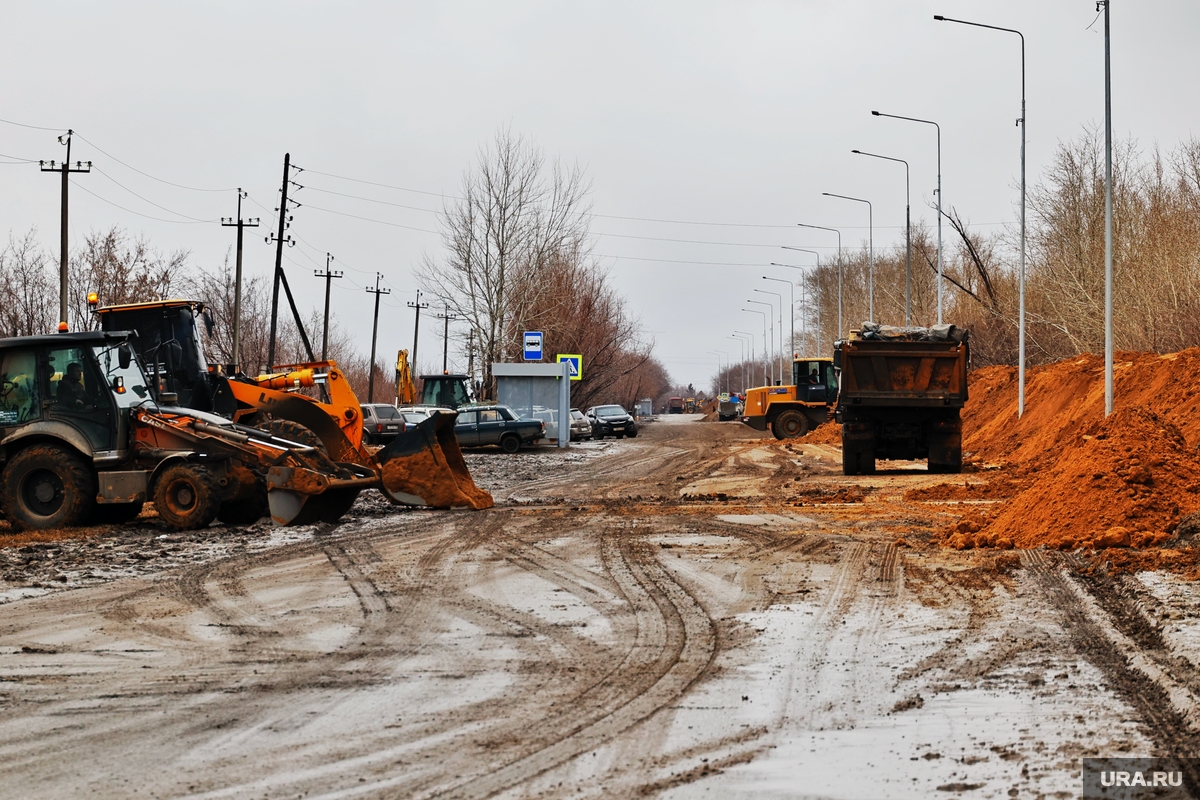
<box><xmin>301</xmin><ymin>202</ymin><xmax>440</xmax><ymax>234</ymax></box>
<box><xmin>301</xmin><ymin>185</ymin><xmax>441</xmax><ymax>215</ymax></box>
<box><xmin>73</xmin><ymin>132</ymin><xmax>234</xmax><ymax>192</ymax></box>
<box><xmin>0</xmin><ymin>116</ymin><xmax>64</xmax><ymax>132</ymax></box>
<box><xmin>71</xmin><ymin>180</ymin><xmax>212</xmax><ymax>225</ymax></box>
<box><xmin>93</xmin><ymin>167</ymin><xmax>218</xmax><ymax>222</ymax></box>
<box><xmin>299</xmin><ymin>167</ymin><xmax>455</xmax><ymax>199</ymax></box>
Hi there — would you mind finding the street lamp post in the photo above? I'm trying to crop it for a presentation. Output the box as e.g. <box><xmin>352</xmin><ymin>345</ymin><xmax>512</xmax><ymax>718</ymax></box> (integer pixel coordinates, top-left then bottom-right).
<box><xmin>796</xmin><ymin>223</ymin><xmax>842</xmax><ymax>337</ymax></box>
<box><xmin>763</xmin><ymin>275</ymin><xmax>795</xmax><ymax>362</ymax></box>
<box><xmin>852</xmin><ymin>150</ymin><xmax>911</xmax><ymax>325</ymax></box>
<box><xmin>735</xmin><ymin>330</ymin><xmax>758</xmax><ymax>386</ymax></box>
<box><xmin>746</xmin><ymin>301</ymin><xmax>775</xmax><ymax>384</ymax></box>
<box><xmin>768</xmin><ymin>265</ymin><xmax>806</xmax><ymax>355</ymax></box>
<box><xmin>742</xmin><ymin>308</ymin><xmax>770</xmax><ymax>385</ymax></box>
<box><xmin>716</xmin><ymin>349</ymin><xmax>729</xmax><ymax>393</ymax></box>
<box><xmin>708</xmin><ymin>351</ymin><xmax>725</xmax><ymax>394</ymax></box>
<box><xmin>755</xmin><ymin>288</ymin><xmax>784</xmax><ymax>383</ymax></box>
<box><xmin>1101</xmin><ymin>0</ymin><xmax>1113</xmax><ymax>416</ymax></box>
<box><xmin>782</xmin><ymin>247</ymin><xmax>823</xmax><ymax>353</ymax></box>
<box><xmin>731</xmin><ymin>334</ymin><xmax>750</xmax><ymax>392</ymax></box>
<box><xmin>934</xmin><ymin>14</ymin><xmax>1027</xmax><ymax>416</ymax></box>
<box><xmin>872</xmin><ymin>110</ymin><xmax>943</xmax><ymax>323</ymax></box>
<box><xmin>822</xmin><ymin>193</ymin><xmax>873</xmax><ymax>322</ymax></box>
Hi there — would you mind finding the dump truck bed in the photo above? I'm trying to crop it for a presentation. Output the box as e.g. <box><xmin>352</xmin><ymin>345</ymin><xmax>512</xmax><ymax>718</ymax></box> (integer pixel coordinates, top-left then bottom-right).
<box><xmin>837</xmin><ymin>339</ymin><xmax>968</xmax><ymax>408</ymax></box>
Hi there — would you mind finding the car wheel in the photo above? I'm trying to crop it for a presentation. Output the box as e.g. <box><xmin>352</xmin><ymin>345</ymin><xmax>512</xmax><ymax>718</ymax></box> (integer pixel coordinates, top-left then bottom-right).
<box><xmin>626</xmin><ymin>426</ymin><xmax>638</xmax><ymax>438</ymax></box>
<box><xmin>500</xmin><ymin>433</ymin><xmax>522</xmax><ymax>454</ymax></box>
<box><xmin>1</xmin><ymin>444</ymin><xmax>96</xmax><ymax>531</ymax></box>
<box><xmin>154</xmin><ymin>463</ymin><xmax>221</xmax><ymax>530</ymax></box>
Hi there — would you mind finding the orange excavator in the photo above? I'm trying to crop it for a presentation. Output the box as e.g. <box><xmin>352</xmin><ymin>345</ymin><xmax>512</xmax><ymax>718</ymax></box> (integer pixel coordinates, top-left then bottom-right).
<box><xmin>93</xmin><ymin>298</ymin><xmax>491</xmax><ymax>523</ymax></box>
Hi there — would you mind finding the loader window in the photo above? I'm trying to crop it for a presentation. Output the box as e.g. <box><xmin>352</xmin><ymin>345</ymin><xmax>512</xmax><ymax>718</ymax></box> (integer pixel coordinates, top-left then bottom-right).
<box><xmin>0</xmin><ymin>350</ymin><xmax>39</xmax><ymax>426</ymax></box>
<box><xmin>93</xmin><ymin>344</ymin><xmax>154</xmax><ymax>409</ymax></box>
<box><xmin>47</xmin><ymin>347</ymin><xmax>101</xmax><ymax>411</ymax></box>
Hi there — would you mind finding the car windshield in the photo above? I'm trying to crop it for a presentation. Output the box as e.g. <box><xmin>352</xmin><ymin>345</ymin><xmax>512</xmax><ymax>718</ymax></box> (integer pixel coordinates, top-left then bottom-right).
<box><xmin>370</xmin><ymin>405</ymin><xmax>401</xmax><ymax>420</ymax></box>
<box><xmin>595</xmin><ymin>405</ymin><xmax>625</xmax><ymax>416</ymax></box>
<box><xmin>402</xmin><ymin>413</ymin><xmax>425</xmax><ymax>424</ymax></box>
<box><xmin>570</xmin><ymin>410</ymin><xmax>585</xmax><ymax>421</ymax></box>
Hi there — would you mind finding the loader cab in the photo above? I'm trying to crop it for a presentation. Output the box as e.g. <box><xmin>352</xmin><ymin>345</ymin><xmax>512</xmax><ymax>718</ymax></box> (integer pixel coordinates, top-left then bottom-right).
<box><xmin>95</xmin><ymin>299</ymin><xmax>214</xmax><ymax>411</ymax></box>
<box><xmin>792</xmin><ymin>358</ymin><xmax>838</xmax><ymax>404</ymax></box>
<box><xmin>420</xmin><ymin>374</ymin><xmax>473</xmax><ymax>410</ymax></box>
<box><xmin>0</xmin><ymin>332</ymin><xmax>154</xmax><ymax>457</ymax></box>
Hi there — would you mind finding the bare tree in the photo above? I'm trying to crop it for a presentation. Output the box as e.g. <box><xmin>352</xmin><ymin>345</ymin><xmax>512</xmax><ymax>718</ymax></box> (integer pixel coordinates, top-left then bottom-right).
<box><xmin>0</xmin><ymin>228</ymin><xmax>55</xmax><ymax>337</ymax></box>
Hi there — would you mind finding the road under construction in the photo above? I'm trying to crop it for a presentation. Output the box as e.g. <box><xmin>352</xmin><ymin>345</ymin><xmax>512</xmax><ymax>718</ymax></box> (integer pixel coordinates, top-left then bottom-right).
<box><xmin>2</xmin><ymin>403</ymin><xmax>1198</xmax><ymax>798</ymax></box>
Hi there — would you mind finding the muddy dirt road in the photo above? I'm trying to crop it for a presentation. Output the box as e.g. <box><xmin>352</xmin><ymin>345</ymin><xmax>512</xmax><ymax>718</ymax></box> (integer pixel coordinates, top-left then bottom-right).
<box><xmin>2</xmin><ymin>415</ymin><xmax>1199</xmax><ymax>798</ymax></box>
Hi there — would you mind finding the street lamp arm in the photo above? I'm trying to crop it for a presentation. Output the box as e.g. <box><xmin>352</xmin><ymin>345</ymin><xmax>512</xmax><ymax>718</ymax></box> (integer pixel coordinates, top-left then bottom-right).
<box><xmin>934</xmin><ymin>15</ymin><xmax>1024</xmax><ymax>117</ymax></box>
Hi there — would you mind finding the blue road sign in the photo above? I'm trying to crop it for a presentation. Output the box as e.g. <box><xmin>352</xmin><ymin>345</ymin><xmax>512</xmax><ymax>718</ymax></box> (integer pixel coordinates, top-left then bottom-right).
<box><xmin>523</xmin><ymin>331</ymin><xmax>543</xmax><ymax>361</ymax></box>
<box><xmin>556</xmin><ymin>353</ymin><xmax>582</xmax><ymax>381</ymax></box>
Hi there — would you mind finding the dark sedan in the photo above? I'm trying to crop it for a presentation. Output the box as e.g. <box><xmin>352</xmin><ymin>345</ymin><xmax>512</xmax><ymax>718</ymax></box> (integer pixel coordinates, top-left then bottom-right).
<box><xmin>454</xmin><ymin>404</ymin><xmax>544</xmax><ymax>453</ymax></box>
<box><xmin>585</xmin><ymin>404</ymin><xmax>638</xmax><ymax>439</ymax></box>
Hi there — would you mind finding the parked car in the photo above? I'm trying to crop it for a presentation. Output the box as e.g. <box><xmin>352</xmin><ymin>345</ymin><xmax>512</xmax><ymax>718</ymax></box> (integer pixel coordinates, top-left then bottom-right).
<box><xmin>361</xmin><ymin>403</ymin><xmax>405</xmax><ymax>444</ymax></box>
<box><xmin>569</xmin><ymin>408</ymin><xmax>592</xmax><ymax>440</ymax></box>
<box><xmin>398</xmin><ymin>406</ymin><xmax>454</xmax><ymax>429</ymax></box>
<box><xmin>585</xmin><ymin>405</ymin><xmax>638</xmax><ymax>439</ymax></box>
<box><xmin>454</xmin><ymin>404</ymin><xmax>544</xmax><ymax>454</ymax></box>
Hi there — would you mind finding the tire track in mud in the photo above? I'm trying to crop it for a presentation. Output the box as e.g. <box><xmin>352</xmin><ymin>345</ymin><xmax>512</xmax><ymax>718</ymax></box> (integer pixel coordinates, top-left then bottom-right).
<box><xmin>398</xmin><ymin>529</ymin><xmax>718</xmax><ymax>800</ymax></box>
<box><xmin>1023</xmin><ymin>550</ymin><xmax>1200</xmax><ymax>790</ymax></box>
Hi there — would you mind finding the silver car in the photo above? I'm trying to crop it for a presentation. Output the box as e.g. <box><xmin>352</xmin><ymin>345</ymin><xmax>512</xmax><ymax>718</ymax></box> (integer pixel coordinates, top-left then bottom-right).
<box><xmin>569</xmin><ymin>408</ymin><xmax>592</xmax><ymax>440</ymax></box>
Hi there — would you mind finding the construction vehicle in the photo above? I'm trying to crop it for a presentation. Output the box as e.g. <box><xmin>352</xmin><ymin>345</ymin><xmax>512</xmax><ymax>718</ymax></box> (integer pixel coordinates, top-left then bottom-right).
<box><xmin>685</xmin><ymin>398</ymin><xmax>697</xmax><ymax>413</ymax></box>
<box><xmin>93</xmin><ymin>298</ymin><xmax>492</xmax><ymax>518</ymax></box>
<box><xmin>667</xmin><ymin>397</ymin><xmax>684</xmax><ymax>414</ymax></box>
<box><xmin>717</xmin><ymin>392</ymin><xmax>741</xmax><ymax>422</ymax></box>
<box><xmin>835</xmin><ymin>323</ymin><xmax>969</xmax><ymax>475</ymax></box>
<box><xmin>395</xmin><ymin>350</ymin><xmax>475</xmax><ymax>411</ymax></box>
<box><xmin>0</xmin><ymin>330</ymin><xmax>388</xmax><ymax>530</ymax></box>
<box><xmin>741</xmin><ymin>357</ymin><xmax>837</xmax><ymax>439</ymax></box>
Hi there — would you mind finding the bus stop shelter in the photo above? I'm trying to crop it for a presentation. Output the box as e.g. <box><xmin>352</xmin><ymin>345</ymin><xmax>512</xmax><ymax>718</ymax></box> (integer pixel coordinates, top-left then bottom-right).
<box><xmin>492</xmin><ymin>361</ymin><xmax>572</xmax><ymax>447</ymax></box>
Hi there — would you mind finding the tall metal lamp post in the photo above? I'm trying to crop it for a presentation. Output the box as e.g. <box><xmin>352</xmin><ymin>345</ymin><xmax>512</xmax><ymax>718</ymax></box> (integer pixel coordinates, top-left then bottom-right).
<box><xmin>730</xmin><ymin>335</ymin><xmax>748</xmax><ymax>393</ymax></box>
<box><xmin>735</xmin><ymin>330</ymin><xmax>759</xmax><ymax>386</ymax></box>
<box><xmin>782</xmin><ymin>246</ymin><xmax>824</xmax><ymax>353</ymax></box>
<box><xmin>872</xmin><ymin>110</ymin><xmax>944</xmax><ymax>323</ymax></box>
<box><xmin>852</xmin><ymin>149</ymin><xmax>911</xmax><ymax>325</ymax></box>
<box><xmin>732</xmin><ymin>333</ymin><xmax>753</xmax><ymax>391</ymax></box>
<box><xmin>763</xmin><ymin>275</ymin><xmax>795</xmax><ymax>360</ymax></box>
<box><xmin>934</xmin><ymin>14</ymin><xmax>1027</xmax><ymax>415</ymax></box>
<box><xmin>768</xmin><ymin>265</ymin><xmax>806</xmax><ymax>354</ymax></box>
<box><xmin>754</xmin><ymin>288</ymin><xmax>784</xmax><ymax>382</ymax></box>
<box><xmin>796</xmin><ymin>223</ymin><xmax>842</xmax><ymax>337</ymax></box>
<box><xmin>742</xmin><ymin>308</ymin><xmax>770</xmax><ymax>385</ymax></box>
<box><xmin>822</xmin><ymin>193</ymin><xmax>873</xmax><ymax>322</ymax></box>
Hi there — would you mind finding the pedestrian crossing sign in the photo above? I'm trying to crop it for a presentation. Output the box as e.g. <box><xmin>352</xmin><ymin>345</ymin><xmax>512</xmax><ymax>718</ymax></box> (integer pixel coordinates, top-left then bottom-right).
<box><xmin>557</xmin><ymin>353</ymin><xmax>582</xmax><ymax>381</ymax></box>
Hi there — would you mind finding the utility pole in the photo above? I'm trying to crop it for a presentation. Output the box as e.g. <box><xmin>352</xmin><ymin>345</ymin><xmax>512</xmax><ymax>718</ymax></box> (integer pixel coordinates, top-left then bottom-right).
<box><xmin>221</xmin><ymin>189</ymin><xmax>259</xmax><ymax>372</ymax></box>
<box><xmin>433</xmin><ymin>304</ymin><xmax>458</xmax><ymax>373</ymax></box>
<box><xmin>266</xmin><ymin>153</ymin><xmax>313</xmax><ymax>367</ymax></box>
<box><xmin>408</xmin><ymin>289</ymin><xmax>430</xmax><ymax>373</ymax></box>
<box><xmin>314</xmin><ymin>253</ymin><xmax>342</xmax><ymax>361</ymax></box>
<box><xmin>1102</xmin><ymin>0</ymin><xmax>1114</xmax><ymax>417</ymax></box>
<box><xmin>365</xmin><ymin>274</ymin><xmax>391</xmax><ymax>402</ymax></box>
<box><xmin>40</xmin><ymin>130</ymin><xmax>91</xmax><ymax>331</ymax></box>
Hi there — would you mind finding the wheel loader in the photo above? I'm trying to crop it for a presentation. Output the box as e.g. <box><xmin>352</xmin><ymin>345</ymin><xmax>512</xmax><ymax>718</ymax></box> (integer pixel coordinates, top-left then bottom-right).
<box><xmin>740</xmin><ymin>357</ymin><xmax>838</xmax><ymax>439</ymax></box>
<box><xmin>0</xmin><ymin>330</ymin><xmax>394</xmax><ymax>531</ymax></box>
<box><xmin>91</xmin><ymin>298</ymin><xmax>492</xmax><ymax>522</ymax></box>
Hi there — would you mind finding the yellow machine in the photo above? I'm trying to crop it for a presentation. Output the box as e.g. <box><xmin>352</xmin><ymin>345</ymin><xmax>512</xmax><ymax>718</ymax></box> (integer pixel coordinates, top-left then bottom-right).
<box><xmin>741</xmin><ymin>357</ymin><xmax>837</xmax><ymax>439</ymax></box>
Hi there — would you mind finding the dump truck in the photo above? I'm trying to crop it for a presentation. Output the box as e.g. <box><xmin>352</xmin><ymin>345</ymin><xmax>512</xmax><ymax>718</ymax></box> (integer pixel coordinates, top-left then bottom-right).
<box><xmin>835</xmin><ymin>323</ymin><xmax>969</xmax><ymax>475</ymax></box>
<box><xmin>717</xmin><ymin>392</ymin><xmax>741</xmax><ymax>422</ymax></box>
<box><xmin>741</xmin><ymin>357</ymin><xmax>837</xmax><ymax>438</ymax></box>
<box><xmin>93</xmin><ymin>298</ymin><xmax>492</xmax><ymax>518</ymax></box>
<box><xmin>667</xmin><ymin>397</ymin><xmax>684</xmax><ymax>414</ymax></box>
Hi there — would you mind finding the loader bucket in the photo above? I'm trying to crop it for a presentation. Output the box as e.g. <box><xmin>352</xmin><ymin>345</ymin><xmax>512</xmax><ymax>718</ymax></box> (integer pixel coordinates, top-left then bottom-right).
<box><xmin>376</xmin><ymin>412</ymin><xmax>494</xmax><ymax>510</ymax></box>
<box><xmin>266</xmin><ymin>464</ymin><xmax>377</xmax><ymax>526</ymax></box>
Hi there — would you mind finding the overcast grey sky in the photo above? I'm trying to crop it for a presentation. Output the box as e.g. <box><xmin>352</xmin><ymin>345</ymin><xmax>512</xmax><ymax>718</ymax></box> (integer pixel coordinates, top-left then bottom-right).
<box><xmin>2</xmin><ymin>1</ymin><xmax>1197</xmax><ymax>387</ymax></box>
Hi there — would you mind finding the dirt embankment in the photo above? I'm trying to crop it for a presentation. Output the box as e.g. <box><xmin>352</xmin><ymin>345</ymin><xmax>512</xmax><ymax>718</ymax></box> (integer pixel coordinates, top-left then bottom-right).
<box><xmin>936</xmin><ymin>348</ymin><xmax>1200</xmax><ymax>567</ymax></box>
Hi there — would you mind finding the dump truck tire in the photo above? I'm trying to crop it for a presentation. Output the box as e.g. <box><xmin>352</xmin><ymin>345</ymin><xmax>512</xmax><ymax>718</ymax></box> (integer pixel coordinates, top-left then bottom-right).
<box><xmin>500</xmin><ymin>433</ymin><xmax>521</xmax><ymax>454</ymax></box>
<box><xmin>772</xmin><ymin>410</ymin><xmax>809</xmax><ymax>439</ymax></box>
<box><xmin>1</xmin><ymin>444</ymin><xmax>96</xmax><ymax>531</ymax></box>
<box><xmin>154</xmin><ymin>464</ymin><xmax>221</xmax><ymax>530</ymax></box>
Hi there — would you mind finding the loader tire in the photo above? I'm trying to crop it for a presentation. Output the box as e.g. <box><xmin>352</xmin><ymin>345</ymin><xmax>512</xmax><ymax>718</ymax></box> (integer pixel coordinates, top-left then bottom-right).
<box><xmin>772</xmin><ymin>410</ymin><xmax>809</xmax><ymax>440</ymax></box>
<box><xmin>154</xmin><ymin>464</ymin><xmax>221</xmax><ymax>530</ymax></box>
<box><xmin>262</xmin><ymin>420</ymin><xmax>327</xmax><ymax>454</ymax></box>
<box><xmin>91</xmin><ymin>502</ymin><xmax>145</xmax><ymax>525</ymax></box>
<box><xmin>1</xmin><ymin>445</ymin><xmax>96</xmax><ymax>531</ymax></box>
<box><xmin>217</xmin><ymin>485</ymin><xmax>269</xmax><ymax>525</ymax></box>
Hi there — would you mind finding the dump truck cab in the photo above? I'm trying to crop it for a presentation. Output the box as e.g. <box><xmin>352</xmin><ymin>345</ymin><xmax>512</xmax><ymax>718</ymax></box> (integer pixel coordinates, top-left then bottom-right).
<box><xmin>741</xmin><ymin>357</ymin><xmax>837</xmax><ymax>439</ymax></box>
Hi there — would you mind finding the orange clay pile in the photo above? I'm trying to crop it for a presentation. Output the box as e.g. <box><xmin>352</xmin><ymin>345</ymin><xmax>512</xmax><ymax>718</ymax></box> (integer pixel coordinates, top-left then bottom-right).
<box><xmin>934</xmin><ymin>347</ymin><xmax>1200</xmax><ymax>556</ymax></box>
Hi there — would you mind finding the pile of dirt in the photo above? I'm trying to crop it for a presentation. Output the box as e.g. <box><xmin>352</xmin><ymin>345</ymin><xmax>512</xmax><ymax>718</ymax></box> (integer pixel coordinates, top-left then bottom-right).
<box><xmin>698</xmin><ymin>411</ymin><xmax>720</xmax><ymax>423</ymax></box>
<box><xmin>963</xmin><ymin>348</ymin><xmax>1200</xmax><ymax>469</ymax></box>
<box><xmin>905</xmin><ymin>479</ymin><xmax>1020</xmax><ymax>502</ymax></box>
<box><xmin>805</xmin><ymin>421</ymin><xmax>841</xmax><ymax>445</ymax></box>
<box><xmin>945</xmin><ymin>407</ymin><xmax>1200</xmax><ymax>551</ymax></box>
